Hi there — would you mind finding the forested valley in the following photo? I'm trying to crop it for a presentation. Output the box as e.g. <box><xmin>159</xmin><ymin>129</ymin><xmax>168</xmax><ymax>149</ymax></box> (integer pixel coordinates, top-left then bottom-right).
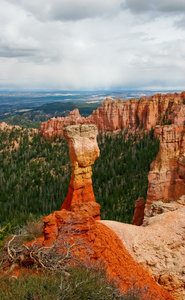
<box><xmin>0</xmin><ymin>127</ymin><xmax>159</xmax><ymax>230</ymax></box>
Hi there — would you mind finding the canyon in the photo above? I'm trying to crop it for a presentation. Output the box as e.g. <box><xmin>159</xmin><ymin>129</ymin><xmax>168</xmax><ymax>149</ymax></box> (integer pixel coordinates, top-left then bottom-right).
<box><xmin>1</xmin><ymin>91</ymin><xmax>185</xmax><ymax>299</ymax></box>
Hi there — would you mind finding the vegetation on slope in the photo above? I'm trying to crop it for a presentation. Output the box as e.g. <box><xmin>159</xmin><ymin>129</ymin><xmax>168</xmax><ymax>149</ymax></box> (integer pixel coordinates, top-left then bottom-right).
<box><xmin>0</xmin><ymin>128</ymin><xmax>70</xmax><ymax>228</ymax></box>
<box><xmin>0</xmin><ymin>115</ymin><xmax>42</xmax><ymax>129</ymax></box>
<box><xmin>0</xmin><ymin>262</ymin><xmax>150</xmax><ymax>300</ymax></box>
<box><xmin>0</xmin><ymin>221</ymin><xmax>155</xmax><ymax>300</ymax></box>
<box><xmin>93</xmin><ymin>130</ymin><xmax>159</xmax><ymax>222</ymax></box>
<box><xmin>0</xmin><ymin>127</ymin><xmax>159</xmax><ymax>229</ymax></box>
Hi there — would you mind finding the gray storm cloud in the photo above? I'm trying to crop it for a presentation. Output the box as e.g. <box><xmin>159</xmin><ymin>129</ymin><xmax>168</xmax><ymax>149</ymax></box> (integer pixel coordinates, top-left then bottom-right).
<box><xmin>6</xmin><ymin>0</ymin><xmax>120</xmax><ymax>21</ymax></box>
<box><xmin>122</xmin><ymin>0</ymin><xmax>185</xmax><ymax>14</ymax></box>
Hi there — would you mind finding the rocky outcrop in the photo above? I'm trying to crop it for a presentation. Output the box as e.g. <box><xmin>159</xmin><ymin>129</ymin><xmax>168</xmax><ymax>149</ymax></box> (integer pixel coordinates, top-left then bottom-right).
<box><xmin>39</xmin><ymin>92</ymin><xmax>185</xmax><ymax>138</ymax></box>
<box><xmin>61</xmin><ymin>124</ymin><xmax>100</xmax><ymax>212</ymax></box>
<box><xmin>131</xmin><ymin>197</ymin><xmax>145</xmax><ymax>226</ymax></box>
<box><xmin>101</xmin><ymin>199</ymin><xmax>185</xmax><ymax>300</ymax></box>
<box><xmin>144</xmin><ymin>125</ymin><xmax>185</xmax><ymax>219</ymax></box>
<box><xmin>0</xmin><ymin>122</ymin><xmax>20</xmax><ymax>131</ymax></box>
<box><xmin>39</xmin><ymin>109</ymin><xmax>86</xmax><ymax>139</ymax></box>
<box><xmin>41</xmin><ymin>201</ymin><xmax>174</xmax><ymax>300</ymax></box>
<box><xmin>87</xmin><ymin>97</ymin><xmax>138</xmax><ymax>130</ymax></box>
<box><xmin>17</xmin><ymin>122</ymin><xmax>179</xmax><ymax>299</ymax></box>
<box><xmin>172</xmin><ymin>104</ymin><xmax>185</xmax><ymax>127</ymax></box>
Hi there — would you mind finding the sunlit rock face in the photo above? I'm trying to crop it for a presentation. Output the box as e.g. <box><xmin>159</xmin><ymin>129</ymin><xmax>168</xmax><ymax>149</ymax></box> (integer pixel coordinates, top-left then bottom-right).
<box><xmin>39</xmin><ymin>109</ymin><xmax>86</xmax><ymax>139</ymax></box>
<box><xmin>39</xmin><ymin>92</ymin><xmax>185</xmax><ymax>138</ymax></box>
<box><xmin>86</xmin><ymin>97</ymin><xmax>138</xmax><ymax>130</ymax></box>
<box><xmin>144</xmin><ymin>125</ymin><xmax>185</xmax><ymax>219</ymax></box>
<box><xmin>61</xmin><ymin>124</ymin><xmax>100</xmax><ymax>211</ymax></box>
<box><xmin>0</xmin><ymin>122</ymin><xmax>20</xmax><ymax>130</ymax></box>
<box><xmin>132</xmin><ymin>197</ymin><xmax>145</xmax><ymax>226</ymax></box>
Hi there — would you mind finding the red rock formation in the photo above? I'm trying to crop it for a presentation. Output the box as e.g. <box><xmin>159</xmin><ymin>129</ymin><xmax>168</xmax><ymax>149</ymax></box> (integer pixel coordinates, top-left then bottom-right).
<box><xmin>132</xmin><ymin>197</ymin><xmax>145</xmax><ymax>226</ymax></box>
<box><xmin>144</xmin><ymin>125</ymin><xmax>185</xmax><ymax>219</ymax></box>
<box><xmin>42</xmin><ymin>202</ymin><xmax>174</xmax><ymax>300</ymax></box>
<box><xmin>39</xmin><ymin>109</ymin><xmax>86</xmax><ymax>139</ymax></box>
<box><xmin>0</xmin><ymin>122</ymin><xmax>20</xmax><ymax>130</ymax></box>
<box><xmin>61</xmin><ymin>124</ymin><xmax>100</xmax><ymax>211</ymax></box>
<box><xmin>22</xmin><ymin>123</ymin><xmax>176</xmax><ymax>299</ymax></box>
<box><xmin>172</xmin><ymin>104</ymin><xmax>185</xmax><ymax>127</ymax></box>
<box><xmin>39</xmin><ymin>92</ymin><xmax>185</xmax><ymax>139</ymax></box>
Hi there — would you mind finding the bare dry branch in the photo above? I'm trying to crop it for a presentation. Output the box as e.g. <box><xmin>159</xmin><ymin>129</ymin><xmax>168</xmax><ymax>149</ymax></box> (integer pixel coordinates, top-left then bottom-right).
<box><xmin>7</xmin><ymin>235</ymin><xmax>16</xmax><ymax>261</ymax></box>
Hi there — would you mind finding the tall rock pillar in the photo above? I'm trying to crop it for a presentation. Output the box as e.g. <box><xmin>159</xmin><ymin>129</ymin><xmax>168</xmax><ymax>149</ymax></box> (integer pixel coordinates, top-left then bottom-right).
<box><xmin>144</xmin><ymin>124</ymin><xmax>185</xmax><ymax>219</ymax></box>
<box><xmin>61</xmin><ymin>124</ymin><xmax>100</xmax><ymax>211</ymax></box>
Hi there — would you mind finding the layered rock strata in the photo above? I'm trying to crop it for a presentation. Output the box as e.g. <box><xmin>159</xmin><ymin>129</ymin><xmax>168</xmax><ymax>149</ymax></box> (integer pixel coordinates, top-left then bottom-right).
<box><xmin>144</xmin><ymin>125</ymin><xmax>185</xmax><ymax>219</ymax></box>
<box><xmin>39</xmin><ymin>109</ymin><xmax>86</xmax><ymax>139</ymax></box>
<box><xmin>39</xmin><ymin>92</ymin><xmax>185</xmax><ymax>139</ymax></box>
<box><xmin>61</xmin><ymin>124</ymin><xmax>100</xmax><ymax>212</ymax></box>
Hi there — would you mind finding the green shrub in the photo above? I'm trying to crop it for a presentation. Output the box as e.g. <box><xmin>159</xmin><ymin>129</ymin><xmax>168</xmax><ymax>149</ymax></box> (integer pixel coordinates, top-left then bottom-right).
<box><xmin>0</xmin><ymin>270</ymin><xmax>61</xmax><ymax>300</ymax></box>
<box><xmin>0</xmin><ymin>264</ymin><xmax>151</xmax><ymax>300</ymax></box>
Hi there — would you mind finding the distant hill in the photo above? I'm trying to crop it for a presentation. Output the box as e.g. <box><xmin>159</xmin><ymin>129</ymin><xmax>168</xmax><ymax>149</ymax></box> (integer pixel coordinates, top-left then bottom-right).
<box><xmin>0</xmin><ymin>101</ymin><xmax>101</xmax><ymax>128</ymax></box>
<box><xmin>32</xmin><ymin>101</ymin><xmax>100</xmax><ymax>116</ymax></box>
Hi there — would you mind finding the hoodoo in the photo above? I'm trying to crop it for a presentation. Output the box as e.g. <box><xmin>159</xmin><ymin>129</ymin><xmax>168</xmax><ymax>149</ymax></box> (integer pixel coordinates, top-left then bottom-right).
<box><xmin>61</xmin><ymin>124</ymin><xmax>100</xmax><ymax>211</ymax></box>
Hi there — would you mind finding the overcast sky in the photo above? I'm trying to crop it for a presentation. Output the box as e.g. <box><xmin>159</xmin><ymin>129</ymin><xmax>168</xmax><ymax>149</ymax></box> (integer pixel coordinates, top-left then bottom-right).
<box><xmin>0</xmin><ymin>0</ymin><xmax>185</xmax><ymax>91</ymax></box>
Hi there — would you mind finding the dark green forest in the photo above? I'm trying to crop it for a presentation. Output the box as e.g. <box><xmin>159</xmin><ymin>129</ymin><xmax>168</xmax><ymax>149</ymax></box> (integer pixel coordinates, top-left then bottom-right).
<box><xmin>93</xmin><ymin>129</ymin><xmax>159</xmax><ymax>222</ymax></box>
<box><xmin>0</xmin><ymin>127</ymin><xmax>159</xmax><ymax>230</ymax></box>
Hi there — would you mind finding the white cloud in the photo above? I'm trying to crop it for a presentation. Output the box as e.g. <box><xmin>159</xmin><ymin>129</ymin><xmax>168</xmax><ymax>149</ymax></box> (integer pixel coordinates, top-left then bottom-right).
<box><xmin>0</xmin><ymin>0</ymin><xmax>184</xmax><ymax>90</ymax></box>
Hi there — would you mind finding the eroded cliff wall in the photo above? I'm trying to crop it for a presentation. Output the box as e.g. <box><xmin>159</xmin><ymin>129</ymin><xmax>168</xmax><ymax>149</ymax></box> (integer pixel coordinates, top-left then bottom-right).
<box><xmin>144</xmin><ymin>125</ymin><xmax>185</xmax><ymax>219</ymax></box>
<box><xmin>39</xmin><ymin>92</ymin><xmax>185</xmax><ymax>139</ymax></box>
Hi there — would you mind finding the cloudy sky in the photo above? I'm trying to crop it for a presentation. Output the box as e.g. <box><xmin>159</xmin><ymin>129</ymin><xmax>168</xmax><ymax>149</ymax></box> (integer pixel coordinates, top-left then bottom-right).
<box><xmin>0</xmin><ymin>0</ymin><xmax>185</xmax><ymax>91</ymax></box>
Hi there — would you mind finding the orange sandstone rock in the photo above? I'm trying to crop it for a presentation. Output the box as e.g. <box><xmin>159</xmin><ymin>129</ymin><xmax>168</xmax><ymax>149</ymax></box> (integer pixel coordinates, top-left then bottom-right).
<box><xmin>24</xmin><ymin>121</ymin><xmax>176</xmax><ymax>299</ymax></box>
<box><xmin>42</xmin><ymin>202</ymin><xmax>174</xmax><ymax>300</ymax></box>
<box><xmin>61</xmin><ymin>124</ymin><xmax>100</xmax><ymax>211</ymax></box>
<box><xmin>0</xmin><ymin>122</ymin><xmax>21</xmax><ymax>130</ymax></box>
<box><xmin>39</xmin><ymin>109</ymin><xmax>86</xmax><ymax>139</ymax></box>
<box><xmin>39</xmin><ymin>92</ymin><xmax>185</xmax><ymax>139</ymax></box>
<box><xmin>132</xmin><ymin>197</ymin><xmax>145</xmax><ymax>226</ymax></box>
<box><xmin>144</xmin><ymin>125</ymin><xmax>185</xmax><ymax>219</ymax></box>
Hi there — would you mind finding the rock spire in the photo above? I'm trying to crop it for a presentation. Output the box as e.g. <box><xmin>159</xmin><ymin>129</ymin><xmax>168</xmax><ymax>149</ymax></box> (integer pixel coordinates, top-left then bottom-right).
<box><xmin>61</xmin><ymin>124</ymin><xmax>100</xmax><ymax>212</ymax></box>
<box><xmin>144</xmin><ymin>124</ymin><xmax>185</xmax><ymax>219</ymax></box>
